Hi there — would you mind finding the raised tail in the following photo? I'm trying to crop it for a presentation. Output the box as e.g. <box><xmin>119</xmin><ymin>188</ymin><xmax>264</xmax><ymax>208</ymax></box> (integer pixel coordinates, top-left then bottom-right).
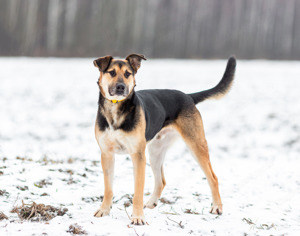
<box><xmin>189</xmin><ymin>56</ymin><xmax>236</xmax><ymax>104</ymax></box>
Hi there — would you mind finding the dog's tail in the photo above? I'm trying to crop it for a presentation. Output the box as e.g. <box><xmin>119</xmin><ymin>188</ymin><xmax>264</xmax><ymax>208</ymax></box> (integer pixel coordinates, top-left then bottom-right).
<box><xmin>189</xmin><ymin>56</ymin><xmax>236</xmax><ymax>104</ymax></box>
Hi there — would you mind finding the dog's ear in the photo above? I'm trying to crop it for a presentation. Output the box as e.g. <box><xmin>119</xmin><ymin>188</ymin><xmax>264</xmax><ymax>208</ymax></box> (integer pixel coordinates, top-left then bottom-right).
<box><xmin>126</xmin><ymin>54</ymin><xmax>147</xmax><ymax>74</ymax></box>
<box><xmin>93</xmin><ymin>56</ymin><xmax>113</xmax><ymax>72</ymax></box>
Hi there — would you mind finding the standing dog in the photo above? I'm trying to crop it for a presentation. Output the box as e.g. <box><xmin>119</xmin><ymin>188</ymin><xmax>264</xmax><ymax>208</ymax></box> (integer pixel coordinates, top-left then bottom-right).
<box><xmin>93</xmin><ymin>54</ymin><xmax>236</xmax><ymax>225</ymax></box>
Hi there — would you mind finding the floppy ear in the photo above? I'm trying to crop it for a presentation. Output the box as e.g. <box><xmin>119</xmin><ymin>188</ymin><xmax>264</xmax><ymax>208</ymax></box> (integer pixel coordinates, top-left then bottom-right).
<box><xmin>93</xmin><ymin>56</ymin><xmax>113</xmax><ymax>72</ymax></box>
<box><xmin>125</xmin><ymin>54</ymin><xmax>147</xmax><ymax>74</ymax></box>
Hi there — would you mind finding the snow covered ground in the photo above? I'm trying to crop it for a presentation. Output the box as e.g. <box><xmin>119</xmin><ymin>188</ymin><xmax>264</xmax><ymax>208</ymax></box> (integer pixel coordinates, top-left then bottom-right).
<box><xmin>0</xmin><ymin>57</ymin><xmax>299</xmax><ymax>235</ymax></box>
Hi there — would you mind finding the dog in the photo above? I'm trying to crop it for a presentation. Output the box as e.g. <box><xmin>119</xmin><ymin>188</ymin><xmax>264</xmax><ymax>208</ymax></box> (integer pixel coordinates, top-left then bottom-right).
<box><xmin>93</xmin><ymin>54</ymin><xmax>236</xmax><ymax>225</ymax></box>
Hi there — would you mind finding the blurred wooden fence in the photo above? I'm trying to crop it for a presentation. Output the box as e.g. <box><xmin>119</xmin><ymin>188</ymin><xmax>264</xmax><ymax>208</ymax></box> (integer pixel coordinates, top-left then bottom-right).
<box><xmin>0</xmin><ymin>0</ymin><xmax>300</xmax><ymax>59</ymax></box>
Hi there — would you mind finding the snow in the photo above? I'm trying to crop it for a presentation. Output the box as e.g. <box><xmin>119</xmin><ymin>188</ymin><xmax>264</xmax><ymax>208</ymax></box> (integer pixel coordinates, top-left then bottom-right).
<box><xmin>0</xmin><ymin>57</ymin><xmax>300</xmax><ymax>235</ymax></box>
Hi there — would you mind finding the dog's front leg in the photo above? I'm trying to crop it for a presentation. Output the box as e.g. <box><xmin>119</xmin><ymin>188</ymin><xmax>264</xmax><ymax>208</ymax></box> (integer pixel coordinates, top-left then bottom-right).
<box><xmin>94</xmin><ymin>152</ymin><xmax>115</xmax><ymax>217</ymax></box>
<box><xmin>130</xmin><ymin>150</ymin><xmax>146</xmax><ymax>225</ymax></box>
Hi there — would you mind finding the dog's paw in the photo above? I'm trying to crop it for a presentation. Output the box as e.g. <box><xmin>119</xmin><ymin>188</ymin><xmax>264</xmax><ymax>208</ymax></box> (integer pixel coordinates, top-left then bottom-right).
<box><xmin>131</xmin><ymin>215</ymin><xmax>146</xmax><ymax>225</ymax></box>
<box><xmin>210</xmin><ymin>203</ymin><xmax>223</xmax><ymax>215</ymax></box>
<box><xmin>94</xmin><ymin>208</ymin><xmax>110</xmax><ymax>217</ymax></box>
<box><xmin>144</xmin><ymin>197</ymin><xmax>158</xmax><ymax>209</ymax></box>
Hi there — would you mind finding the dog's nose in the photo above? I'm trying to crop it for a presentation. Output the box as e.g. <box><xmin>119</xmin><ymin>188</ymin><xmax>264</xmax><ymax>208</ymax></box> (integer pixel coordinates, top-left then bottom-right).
<box><xmin>116</xmin><ymin>83</ymin><xmax>125</xmax><ymax>94</ymax></box>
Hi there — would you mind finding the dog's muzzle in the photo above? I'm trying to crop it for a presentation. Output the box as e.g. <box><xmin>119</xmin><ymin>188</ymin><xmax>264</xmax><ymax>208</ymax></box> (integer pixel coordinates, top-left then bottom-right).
<box><xmin>116</xmin><ymin>83</ymin><xmax>125</xmax><ymax>95</ymax></box>
<box><xmin>109</xmin><ymin>83</ymin><xmax>128</xmax><ymax>96</ymax></box>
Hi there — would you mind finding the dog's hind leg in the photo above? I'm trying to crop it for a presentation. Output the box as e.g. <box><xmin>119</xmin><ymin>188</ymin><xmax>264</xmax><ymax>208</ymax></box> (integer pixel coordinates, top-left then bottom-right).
<box><xmin>145</xmin><ymin>127</ymin><xmax>178</xmax><ymax>209</ymax></box>
<box><xmin>175</xmin><ymin>108</ymin><xmax>223</xmax><ymax>215</ymax></box>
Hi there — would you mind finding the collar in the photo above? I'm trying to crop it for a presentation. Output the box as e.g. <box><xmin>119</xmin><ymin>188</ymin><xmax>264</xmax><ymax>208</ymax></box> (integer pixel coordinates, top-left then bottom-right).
<box><xmin>110</xmin><ymin>98</ymin><xmax>126</xmax><ymax>103</ymax></box>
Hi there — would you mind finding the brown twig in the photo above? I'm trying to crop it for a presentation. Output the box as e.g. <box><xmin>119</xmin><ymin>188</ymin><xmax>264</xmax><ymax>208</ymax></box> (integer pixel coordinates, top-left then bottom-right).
<box><xmin>132</xmin><ymin>227</ymin><xmax>140</xmax><ymax>236</ymax></box>
<box><xmin>124</xmin><ymin>206</ymin><xmax>131</xmax><ymax>220</ymax></box>
<box><xmin>0</xmin><ymin>212</ymin><xmax>8</xmax><ymax>220</ymax></box>
<box><xmin>167</xmin><ymin>216</ymin><xmax>184</xmax><ymax>229</ymax></box>
<box><xmin>12</xmin><ymin>196</ymin><xmax>19</xmax><ymax>209</ymax></box>
<box><xmin>26</xmin><ymin>202</ymin><xmax>36</xmax><ymax>220</ymax></box>
<box><xmin>242</xmin><ymin>218</ymin><xmax>255</xmax><ymax>225</ymax></box>
<box><xmin>160</xmin><ymin>211</ymin><xmax>179</xmax><ymax>215</ymax></box>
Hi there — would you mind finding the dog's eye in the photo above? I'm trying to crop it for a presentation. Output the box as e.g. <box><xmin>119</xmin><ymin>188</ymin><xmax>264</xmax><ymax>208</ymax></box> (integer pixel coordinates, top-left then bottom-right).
<box><xmin>124</xmin><ymin>71</ymin><xmax>131</xmax><ymax>78</ymax></box>
<box><xmin>109</xmin><ymin>70</ymin><xmax>116</xmax><ymax>77</ymax></box>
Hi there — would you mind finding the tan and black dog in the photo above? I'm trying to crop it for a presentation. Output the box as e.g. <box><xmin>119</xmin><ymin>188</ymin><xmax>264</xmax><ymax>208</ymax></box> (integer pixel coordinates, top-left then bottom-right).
<box><xmin>93</xmin><ymin>54</ymin><xmax>236</xmax><ymax>225</ymax></box>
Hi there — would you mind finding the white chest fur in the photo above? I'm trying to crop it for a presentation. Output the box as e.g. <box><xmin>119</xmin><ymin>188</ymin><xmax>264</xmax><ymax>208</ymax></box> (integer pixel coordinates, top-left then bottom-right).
<box><xmin>95</xmin><ymin>103</ymin><xmax>145</xmax><ymax>155</ymax></box>
<box><xmin>96</xmin><ymin>127</ymin><xmax>140</xmax><ymax>155</ymax></box>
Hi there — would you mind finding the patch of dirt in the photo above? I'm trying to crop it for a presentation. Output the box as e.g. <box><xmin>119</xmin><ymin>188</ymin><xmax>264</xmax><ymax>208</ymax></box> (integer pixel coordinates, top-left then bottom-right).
<box><xmin>81</xmin><ymin>196</ymin><xmax>103</xmax><ymax>203</ymax></box>
<box><xmin>59</xmin><ymin>169</ymin><xmax>74</xmax><ymax>175</ymax></box>
<box><xmin>77</xmin><ymin>173</ymin><xmax>87</xmax><ymax>178</ymax></box>
<box><xmin>242</xmin><ymin>218</ymin><xmax>276</xmax><ymax>230</ymax></box>
<box><xmin>11</xmin><ymin>201</ymin><xmax>68</xmax><ymax>222</ymax></box>
<box><xmin>16</xmin><ymin>156</ymin><xmax>33</xmax><ymax>161</ymax></box>
<box><xmin>123</xmin><ymin>201</ymin><xmax>131</xmax><ymax>208</ymax></box>
<box><xmin>39</xmin><ymin>156</ymin><xmax>64</xmax><ymax>165</ymax></box>
<box><xmin>62</xmin><ymin>177</ymin><xmax>79</xmax><ymax>185</ymax></box>
<box><xmin>160</xmin><ymin>197</ymin><xmax>175</xmax><ymax>205</ymax></box>
<box><xmin>184</xmin><ymin>209</ymin><xmax>200</xmax><ymax>215</ymax></box>
<box><xmin>34</xmin><ymin>179</ymin><xmax>52</xmax><ymax>188</ymax></box>
<box><xmin>113</xmin><ymin>194</ymin><xmax>133</xmax><ymax>207</ymax></box>
<box><xmin>192</xmin><ymin>192</ymin><xmax>201</xmax><ymax>197</ymax></box>
<box><xmin>84</xmin><ymin>167</ymin><xmax>94</xmax><ymax>173</ymax></box>
<box><xmin>92</xmin><ymin>160</ymin><xmax>99</xmax><ymax>166</ymax></box>
<box><xmin>67</xmin><ymin>224</ymin><xmax>87</xmax><ymax>235</ymax></box>
<box><xmin>0</xmin><ymin>212</ymin><xmax>8</xmax><ymax>220</ymax></box>
<box><xmin>0</xmin><ymin>189</ymin><xmax>9</xmax><ymax>197</ymax></box>
<box><xmin>16</xmin><ymin>186</ymin><xmax>28</xmax><ymax>191</ymax></box>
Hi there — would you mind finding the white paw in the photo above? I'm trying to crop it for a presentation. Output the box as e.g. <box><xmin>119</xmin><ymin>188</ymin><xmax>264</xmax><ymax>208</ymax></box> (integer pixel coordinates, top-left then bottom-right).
<box><xmin>210</xmin><ymin>203</ymin><xmax>223</xmax><ymax>215</ymax></box>
<box><xmin>144</xmin><ymin>196</ymin><xmax>158</xmax><ymax>209</ymax></box>
<box><xmin>131</xmin><ymin>215</ymin><xmax>146</xmax><ymax>225</ymax></box>
<box><xmin>94</xmin><ymin>207</ymin><xmax>110</xmax><ymax>217</ymax></box>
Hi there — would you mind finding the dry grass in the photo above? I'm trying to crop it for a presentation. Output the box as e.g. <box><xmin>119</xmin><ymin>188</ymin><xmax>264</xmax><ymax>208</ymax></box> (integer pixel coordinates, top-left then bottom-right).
<box><xmin>67</xmin><ymin>224</ymin><xmax>87</xmax><ymax>235</ymax></box>
<box><xmin>11</xmin><ymin>200</ymin><xmax>68</xmax><ymax>222</ymax></box>
<box><xmin>16</xmin><ymin>186</ymin><xmax>28</xmax><ymax>191</ymax></box>
<box><xmin>0</xmin><ymin>212</ymin><xmax>8</xmax><ymax>221</ymax></box>
<box><xmin>242</xmin><ymin>218</ymin><xmax>276</xmax><ymax>230</ymax></box>
<box><xmin>0</xmin><ymin>189</ymin><xmax>9</xmax><ymax>197</ymax></box>
<box><xmin>81</xmin><ymin>196</ymin><xmax>103</xmax><ymax>203</ymax></box>
<box><xmin>184</xmin><ymin>209</ymin><xmax>200</xmax><ymax>215</ymax></box>
<box><xmin>34</xmin><ymin>179</ymin><xmax>52</xmax><ymax>188</ymax></box>
<box><xmin>113</xmin><ymin>194</ymin><xmax>133</xmax><ymax>207</ymax></box>
<box><xmin>16</xmin><ymin>156</ymin><xmax>33</xmax><ymax>162</ymax></box>
<box><xmin>159</xmin><ymin>197</ymin><xmax>175</xmax><ymax>205</ymax></box>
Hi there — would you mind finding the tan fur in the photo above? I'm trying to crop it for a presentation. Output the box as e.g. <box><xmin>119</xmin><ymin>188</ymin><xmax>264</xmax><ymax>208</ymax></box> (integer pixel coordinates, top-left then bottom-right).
<box><xmin>173</xmin><ymin>108</ymin><xmax>222</xmax><ymax>214</ymax></box>
<box><xmin>98</xmin><ymin>59</ymin><xmax>135</xmax><ymax>101</ymax></box>
<box><xmin>94</xmin><ymin>56</ymin><xmax>224</xmax><ymax>224</ymax></box>
<box><xmin>95</xmin><ymin>92</ymin><xmax>223</xmax><ymax>223</ymax></box>
<box><xmin>94</xmin><ymin>107</ymin><xmax>148</xmax><ymax>224</ymax></box>
<box><xmin>127</xmin><ymin>109</ymin><xmax>147</xmax><ymax>224</ymax></box>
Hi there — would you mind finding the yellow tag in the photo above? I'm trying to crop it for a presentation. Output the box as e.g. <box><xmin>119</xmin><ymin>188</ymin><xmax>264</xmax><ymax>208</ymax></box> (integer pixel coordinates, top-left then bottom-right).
<box><xmin>112</xmin><ymin>100</ymin><xmax>117</xmax><ymax>103</ymax></box>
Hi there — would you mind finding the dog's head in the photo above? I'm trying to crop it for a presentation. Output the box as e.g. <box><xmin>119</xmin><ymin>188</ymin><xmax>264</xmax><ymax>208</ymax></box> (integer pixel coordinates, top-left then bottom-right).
<box><xmin>94</xmin><ymin>54</ymin><xmax>146</xmax><ymax>102</ymax></box>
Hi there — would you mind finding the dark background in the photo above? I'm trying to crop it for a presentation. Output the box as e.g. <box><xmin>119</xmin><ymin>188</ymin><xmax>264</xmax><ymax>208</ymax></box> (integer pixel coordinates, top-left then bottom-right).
<box><xmin>1</xmin><ymin>0</ymin><xmax>300</xmax><ymax>59</ymax></box>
